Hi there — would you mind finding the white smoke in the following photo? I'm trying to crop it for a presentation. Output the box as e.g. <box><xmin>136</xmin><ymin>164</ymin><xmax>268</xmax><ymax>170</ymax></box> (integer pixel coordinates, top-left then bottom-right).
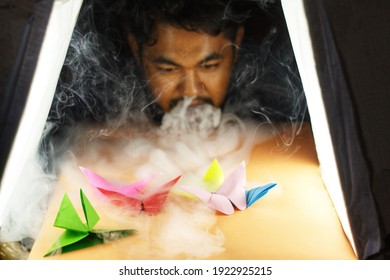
<box><xmin>38</xmin><ymin>102</ymin><xmax>273</xmax><ymax>259</ymax></box>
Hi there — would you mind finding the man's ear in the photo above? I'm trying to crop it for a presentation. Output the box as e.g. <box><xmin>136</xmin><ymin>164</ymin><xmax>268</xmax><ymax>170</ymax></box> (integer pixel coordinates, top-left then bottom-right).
<box><xmin>235</xmin><ymin>26</ymin><xmax>245</xmax><ymax>47</ymax></box>
<box><xmin>233</xmin><ymin>26</ymin><xmax>245</xmax><ymax>62</ymax></box>
<box><xmin>127</xmin><ymin>34</ymin><xmax>141</xmax><ymax>64</ymax></box>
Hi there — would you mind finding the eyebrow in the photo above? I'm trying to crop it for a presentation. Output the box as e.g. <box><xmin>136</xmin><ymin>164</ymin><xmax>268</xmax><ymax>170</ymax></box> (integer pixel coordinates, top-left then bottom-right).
<box><xmin>199</xmin><ymin>52</ymin><xmax>222</xmax><ymax>64</ymax></box>
<box><xmin>151</xmin><ymin>56</ymin><xmax>180</xmax><ymax>67</ymax></box>
<box><xmin>150</xmin><ymin>52</ymin><xmax>222</xmax><ymax>67</ymax></box>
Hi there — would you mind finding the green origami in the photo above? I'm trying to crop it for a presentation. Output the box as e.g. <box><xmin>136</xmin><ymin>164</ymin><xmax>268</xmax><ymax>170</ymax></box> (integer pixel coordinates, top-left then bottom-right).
<box><xmin>44</xmin><ymin>189</ymin><xmax>136</xmax><ymax>257</ymax></box>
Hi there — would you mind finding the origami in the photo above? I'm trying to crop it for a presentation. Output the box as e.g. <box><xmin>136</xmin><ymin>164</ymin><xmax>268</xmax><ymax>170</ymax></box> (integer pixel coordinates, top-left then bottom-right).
<box><xmin>80</xmin><ymin>167</ymin><xmax>181</xmax><ymax>215</ymax></box>
<box><xmin>44</xmin><ymin>189</ymin><xmax>135</xmax><ymax>256</ymax></box>
<box><xmin>179</xmin><ymin>160</ymin><xmax>277</xmax><ymax>214</ymax></box>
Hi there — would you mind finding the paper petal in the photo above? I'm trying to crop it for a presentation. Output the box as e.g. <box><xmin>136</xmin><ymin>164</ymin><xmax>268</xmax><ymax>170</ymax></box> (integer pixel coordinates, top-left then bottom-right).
<box><xmin>142</xmin><ymin>192</ymin><xmax>170</xmax><ymax>215</ymax></box>
<box><xmin>80</xmin><ymin>166</ymin><xmax>151</xmax><ymax>197</ymax></box>
<box><xmin>46</xmin><ymin>233</ymin><xmax>105</xmax><ymax>257</ymax></box>
<box><xmin>94</xmin><ymin>175</ymin><xmax>180</xmax><ymax>215</ymax></box>
<box><xmin>245</xmin><ymin>183</ymin><xmax>277</xmax><ymax>207</ymax></box>
<box><xmin>44</xmin><ymin>230</ymin><xmax>89</xmax><ymax>256</ymax></box>
<box><xmin>208</xmin><ymin>194</ymin><xmax>235</xmax><ymax>215</ymax></box>
<box><xmin>142</xmin><ymin>176</ymin><xmax>181</xmax><ymax>215</ymax></box>
<box><xmin>53</xmin><ymin>193</ymin><xmax>87</xmax><ymax>232</ymax></box>
<box><xmin>217</xmin><ymin>161</ymin><xmax>247</xmax><ymax>210</ymax></box>
<box><xmin>178</xmin><ymin>185</ymin><xmax>235</xmax><ymax>215</ymax></box>
<box><xmin>95</xmin><ymin>188</ymin><xmax>143</xmax><ymax>213</ymax></box>
<box><xmin>202</xmin><ymin>159</ymin><xmax>224</xmax><ymax>192</ymax></box>
<box><xmin>179</xmin><ymin>185</ymin><xmax>212</xmax><ymax>205</ymax></box>
<box><xmin>80</xmin><ymin>189</ymin><xmax>100</xmax><ymax>231</ymax></box>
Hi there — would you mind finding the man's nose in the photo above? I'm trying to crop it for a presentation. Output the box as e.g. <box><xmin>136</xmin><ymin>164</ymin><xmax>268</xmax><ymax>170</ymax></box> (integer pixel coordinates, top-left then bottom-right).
<box><xmin>178</xmin><ymin>71</ymin><xmax>203</xmax><ymax>97</ymax></box>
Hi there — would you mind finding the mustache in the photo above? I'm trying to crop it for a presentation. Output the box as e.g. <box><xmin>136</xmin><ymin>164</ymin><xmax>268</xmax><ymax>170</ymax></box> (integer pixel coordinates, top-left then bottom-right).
<box><xmin>169</xmin><ymin>96</ymin><xmax>214</xmax><ymax>110</ymax></box>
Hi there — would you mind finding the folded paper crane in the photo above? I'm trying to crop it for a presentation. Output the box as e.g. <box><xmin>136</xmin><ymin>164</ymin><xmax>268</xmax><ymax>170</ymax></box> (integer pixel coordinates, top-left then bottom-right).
<box><xmin>178</xmin><ymin>159</ymin><xmax>277</xmax><ymax>215</ymax></box>
<box><xmin>79</xmin><ymin>167</ymin><xmax>181</xmax><ymax>215</ymax></box>
<box><xmin>44</xmin><ymin>189</ymin><xmax>136</xmax><ymax>257</ymax></box>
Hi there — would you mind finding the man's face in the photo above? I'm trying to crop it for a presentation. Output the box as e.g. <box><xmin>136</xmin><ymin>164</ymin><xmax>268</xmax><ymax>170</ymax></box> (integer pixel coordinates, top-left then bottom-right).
<box><xmin>134</xmin><ymin>23</ymin><xmax>242</xmax><ymax>112</ymax></box>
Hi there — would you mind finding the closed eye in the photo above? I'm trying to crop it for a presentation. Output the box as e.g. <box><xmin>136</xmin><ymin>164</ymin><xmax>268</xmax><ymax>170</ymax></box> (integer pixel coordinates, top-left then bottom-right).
<box><xmin>157</xmin><ymin>66</ymin><xmax>178</xmax><ymax>72</ymax></box>
<box><xmin>199</xmin><ymin>55</ymin><xmax>221</xmax><ymax>71</ymax></box>
<box><xmin>201</xmin><ymin>62</ymin><xmax>220</xmax><ymax>70</ymax></box>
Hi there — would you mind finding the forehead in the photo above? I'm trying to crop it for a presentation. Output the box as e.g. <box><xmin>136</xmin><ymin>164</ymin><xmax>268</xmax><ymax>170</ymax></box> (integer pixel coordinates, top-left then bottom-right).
<box><xmin>142</xmin><ymin>23</ymin><xmax>233</xmax><ymax>61</ymax></box>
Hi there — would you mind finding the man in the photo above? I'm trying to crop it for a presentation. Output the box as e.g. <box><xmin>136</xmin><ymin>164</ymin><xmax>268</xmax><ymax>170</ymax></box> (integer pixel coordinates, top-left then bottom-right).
<box><xmin>121</xmin><ymin>0</ymin><xmax>246</xmax><ymax>119</ymax></box>
<box><xmin>46</xmin><ymin>0</ymin><xmax>306</xmax><ymax>143</ymax></box>
<box><xmin>48</xmin><ymin>0</ymin><xmax>304</xmax><ymax>128</ymax></box>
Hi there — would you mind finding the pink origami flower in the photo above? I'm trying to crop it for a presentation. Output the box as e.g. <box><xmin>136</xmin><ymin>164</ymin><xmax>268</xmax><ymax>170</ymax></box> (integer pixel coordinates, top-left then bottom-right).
<box><xmin>178</xmin><ymin>160</ymin><xmax>277</xmax><ymax>215</ymax></box>
<box><xmin>79</xmin><ymin>166</ymin><xmax>181</xmax><ymax>215</ymax></box>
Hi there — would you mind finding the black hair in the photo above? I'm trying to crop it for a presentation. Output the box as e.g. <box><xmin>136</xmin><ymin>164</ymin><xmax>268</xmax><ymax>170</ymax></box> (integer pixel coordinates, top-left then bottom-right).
<box><xmin>121</xmin><ymin>0</ymin><xmax>245</xmax><ymax>54</ymax></box>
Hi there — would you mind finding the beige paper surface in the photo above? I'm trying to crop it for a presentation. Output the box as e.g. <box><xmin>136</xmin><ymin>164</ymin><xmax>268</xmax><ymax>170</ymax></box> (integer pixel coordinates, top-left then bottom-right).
<box><xmin>29</xmin><ymin>123</ymin><xmax>356</xmax><ymax>260</ymax></box>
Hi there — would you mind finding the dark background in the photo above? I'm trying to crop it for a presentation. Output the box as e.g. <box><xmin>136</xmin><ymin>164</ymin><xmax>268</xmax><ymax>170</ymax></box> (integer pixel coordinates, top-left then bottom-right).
<box><xmin>304</xmin><ymin>0</ymin><xmax>390</xmax><ymax>259</ymax></box>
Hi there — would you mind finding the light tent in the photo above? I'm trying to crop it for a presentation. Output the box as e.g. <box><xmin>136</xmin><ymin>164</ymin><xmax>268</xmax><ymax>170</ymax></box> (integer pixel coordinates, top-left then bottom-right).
<box><xmin>0</xmin><ymin>0</ymin><xmax>389</xmax><ymax>259</ymax></box>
